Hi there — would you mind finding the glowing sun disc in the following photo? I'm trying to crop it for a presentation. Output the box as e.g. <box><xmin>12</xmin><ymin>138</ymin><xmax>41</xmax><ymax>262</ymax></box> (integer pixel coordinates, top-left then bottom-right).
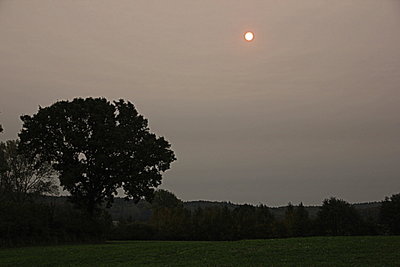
<box><xmin>244</xmin><ymin>31</ymin><xmax>254</xmax><ymax>42</ymax></box>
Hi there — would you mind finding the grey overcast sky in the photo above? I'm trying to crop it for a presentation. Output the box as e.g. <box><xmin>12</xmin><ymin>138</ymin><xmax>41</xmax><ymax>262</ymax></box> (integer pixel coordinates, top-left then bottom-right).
<box><xmin>1</xmin><ymin>0</ymin><xmax>400</xmax><ymax>206</ymax></box>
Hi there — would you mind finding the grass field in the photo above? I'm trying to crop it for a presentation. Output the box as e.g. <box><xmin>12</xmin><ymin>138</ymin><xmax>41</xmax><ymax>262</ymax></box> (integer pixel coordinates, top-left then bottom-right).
<box><xmin>0</xmin><ymin>236</ymin><xmax>399</xmax><ymax>266</ymax></box>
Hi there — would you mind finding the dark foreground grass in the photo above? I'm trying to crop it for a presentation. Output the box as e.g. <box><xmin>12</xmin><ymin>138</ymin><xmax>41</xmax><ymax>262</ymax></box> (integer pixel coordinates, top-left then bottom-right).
<box><xmin>0</xmin><ymin>236</ymin><xmax>399</xmax><ymax>266</ymax></box>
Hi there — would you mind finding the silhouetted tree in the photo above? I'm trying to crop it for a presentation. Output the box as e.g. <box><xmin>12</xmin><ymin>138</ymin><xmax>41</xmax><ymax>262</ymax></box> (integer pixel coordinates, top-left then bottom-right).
<box><xmin>0</xmin><ymin>125</ymin><xmax>5</xmax><ymax>189</ymax></box>
<box><xmin>0</xmin><ymin>133</ymin><xmax>7</xmax><ymax>196</ymax></box>
<box><xmin>151</xmin><ymin>189</ymin><xmax>183</xmax><ymax>209</ymax></box>
<box><xmin>151</xmin><ymin>204</ymin><xmax>190</xmax><ymax>240</ymax></box>
<box><xmin>380</xmin><ymin>193</ymin><xmax>400</xmax><ymax>234</ymax></box>
<box><xmin>317</xmin><ymin>197</ymin><xmax>362</xmax><ymax>236</ymax></box>
<box><xmin>233</xmin><ymin>204</ymin><xmax>258</xmax><ymax>239</ymax></box>
<box><xmin>254</xmin><ymin>205</ymin><xmax>274</xmax><ymax>238</ymax></box>
<box><xmin>0</xmin><ymin>140</ymin><xmax>58</xmax><ymax>203</ymax></box>
<box><xmin>19</xmin><ymin>98</ymin><xmax>176</xmax><ymax>215</ymax></box>
<box><xmin>198</xmin><ymin>207</ymin><xmax>234</xmax><ymax>240</ymax></box>
<box><xmin>191</xmin><ymin>207</ymin><xmax>207</xmax><ymax>240</ymax></box>
<box><xmin>293</xmin><ymin>203</ymin><xmax>310</xmax><ymax>236</ymax></box>
<box><xmin>283</xmin><ymin>202</ymin><xmax>295</xmax><ymax>236</ymax></box>
<box><xmin>150</xmin><ymin>190</ymin><xmax>189</xmax><ymax>239</ymax></box>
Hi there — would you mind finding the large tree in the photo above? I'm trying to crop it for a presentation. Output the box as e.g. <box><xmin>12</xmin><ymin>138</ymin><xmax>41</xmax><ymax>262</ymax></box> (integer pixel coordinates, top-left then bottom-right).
<box><xmin>19</xmin><ymin>97</ymin><xmax>176</xmax><ymax>214</ymax></box>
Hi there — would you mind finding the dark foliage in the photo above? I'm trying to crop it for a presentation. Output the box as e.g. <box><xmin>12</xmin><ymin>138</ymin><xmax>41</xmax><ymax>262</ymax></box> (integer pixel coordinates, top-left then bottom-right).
<box><xmin>109</xmin><ymin>191</ymin><xmax>395</xmax><ymax>241</ymax></box>
<box><xmin>380</xmin><ymin>193</ymin><xmax>400</xmax><ymax>234</ymax></box>
<box><xmin>151</xmin><ymin>189</ymin><xmax>183</xmax><ymax>209</ymax></box>
<box><xmin>283</xmin><ymin>202</ymin><xmax>310</xmax><ymax>237</ymax></box>
<box><xmin>0</xmin><ymin>200</ymin><xmax>111</xmax><ymax>247</ymax></box>
<box><xmin>316</xmin><ymin>197</ymin><xmax>364</xmax><ymax>236</ymax></box>
<box><xmin>19</xmin><ymin>97</ymin><xmax>176</xmax><ymax>215</ymax></box>
<box><xmin>2</xmin><ymin>191</ymin><xmax>397</xmax><ymax>245</ymax></box>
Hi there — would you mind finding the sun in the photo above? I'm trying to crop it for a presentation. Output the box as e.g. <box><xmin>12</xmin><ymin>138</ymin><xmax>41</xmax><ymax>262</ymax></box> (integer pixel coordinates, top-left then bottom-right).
<box><xmin>244</xmin><ymin>31</ymin><xmax>254</xmax><ymax>42</ymax></box>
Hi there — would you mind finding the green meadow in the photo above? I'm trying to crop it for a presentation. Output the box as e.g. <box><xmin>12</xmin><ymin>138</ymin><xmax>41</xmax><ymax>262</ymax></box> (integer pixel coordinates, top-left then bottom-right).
<box><xmin>1</xmin><ymin>236</ymin><xmax>399</xmax><ymax>266</ymax></box>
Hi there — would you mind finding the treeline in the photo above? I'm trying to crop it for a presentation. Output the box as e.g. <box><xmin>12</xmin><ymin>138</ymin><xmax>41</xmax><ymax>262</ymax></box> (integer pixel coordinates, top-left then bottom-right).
<box><xmin>110</xmin><ymin>190</ymin><xmax>400</xmax><ymax>241</ymax></box>
<box><xmin>1</xmin><ymin>117</ymin><xmax>400</xmax><ymax>246</ymax></box>
<box><xmin>1</xmin><ymin>189</ymin><xmax>400</xmax><ymax>246</ymax></box>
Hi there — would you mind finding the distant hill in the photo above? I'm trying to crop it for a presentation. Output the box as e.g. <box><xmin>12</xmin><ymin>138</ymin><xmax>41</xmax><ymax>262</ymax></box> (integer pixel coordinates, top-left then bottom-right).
<box><xmin>38</xmin><ymin>196</ymin><xmax>382</xmax><ymax>222</ymax></box>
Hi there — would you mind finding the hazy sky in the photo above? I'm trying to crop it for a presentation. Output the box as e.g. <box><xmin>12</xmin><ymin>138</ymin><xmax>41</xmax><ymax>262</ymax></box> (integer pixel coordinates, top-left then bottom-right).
<box><xmin>1</xmin><ymin>0</ymin><xmax>400</xmax><ymax>206</ymax></box>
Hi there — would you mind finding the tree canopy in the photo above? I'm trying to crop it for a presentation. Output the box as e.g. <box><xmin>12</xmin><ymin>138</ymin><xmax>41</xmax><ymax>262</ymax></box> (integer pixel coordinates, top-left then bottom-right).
<box><xmin>152</xmin><ymin>189</ymin><xmax>183</xmax><ymax>209</ymax></box>
<box><xmin>380</xmin><ymin>193</ymin><xmax>400</xmax><ymax>234</ymax></box>
<box><xmin>19</xmin><ymin>97</ymin><xmax>176</xmax><ymax>214</ymax></box>
<box><xmin>317</xmin><ymin>197</ymin><xmax>361</xmax><ymax>235</ymax></box>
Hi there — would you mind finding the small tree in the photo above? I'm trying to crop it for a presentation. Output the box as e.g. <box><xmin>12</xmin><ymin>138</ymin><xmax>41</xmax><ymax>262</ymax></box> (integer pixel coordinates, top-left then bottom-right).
<box><xmin>317</xmin><ymin>197</ymin><xmax>362</xmax><ymax>236</ymax></box>
<box><xmin>19</xmin><ymin>97</ymin><xmax>176</xmax><ymax>215</ymax></box>
<box><xmin>293</xmin><ymin>203</ymin><xmax>310</xmax><ymax>236</ymax></box>
<box><xmin>283</xmin><ymin>202</ymin><xmax>295</xmax><ymax>236</ymax></box>
<box><xmin>254</xmin><ymin>204</ymin><xmax>274</xmax><ymax>239</ymax></box>
<box><xmin>0</xmin><ymin>140</ymin><xmax>58</xmax><ymax>203</ymax></box>
<box><xmin>150</xmin><ymin>190</ymin><xmax>189</xmax><ymax>240</ymax></box>
<box><xmin>283</xmin><ymin>202</ymin><xmax>310</xmax><ymax>237</ymax></box>
<box><xmin>0</xmin><ymin>125</ymin><xmax>6</xmax><ymax>185</ymax></box>
<box><xmin>151</xmin><ymin>189</ymin><xmax>183</xmax><ymax>209</ymax></box>
<box><xmin>380</xmin><ymin>193</ymin><xmax>400</xmax><ymax>234</ymax></box>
